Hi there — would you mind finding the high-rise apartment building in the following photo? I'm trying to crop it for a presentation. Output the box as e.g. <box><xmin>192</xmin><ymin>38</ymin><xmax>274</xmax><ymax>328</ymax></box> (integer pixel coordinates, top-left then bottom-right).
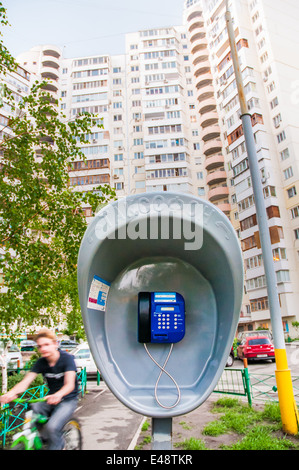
<box><xmin>14</xmin><ymin>0</ymin><xmax>299</xmax><ymax>336</ymax></box>
<box><xmin>184</xmin><ymin>0</ymin><xmax>299</xmax><ymax>336</ymax></box>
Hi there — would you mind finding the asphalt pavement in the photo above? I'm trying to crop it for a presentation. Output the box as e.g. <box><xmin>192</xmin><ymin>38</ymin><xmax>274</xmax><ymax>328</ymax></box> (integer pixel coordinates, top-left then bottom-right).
<box><xmin>74</xmin><ymin>381</ymin><xmax>144</xmax><ymax>450</ymax></box>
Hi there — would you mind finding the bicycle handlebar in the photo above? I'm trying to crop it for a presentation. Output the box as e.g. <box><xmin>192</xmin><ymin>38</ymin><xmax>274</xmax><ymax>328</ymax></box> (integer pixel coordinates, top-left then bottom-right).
<box><xmin>12</xmin><ymin>397</ymin><xmax>47</xmax><ymax>404</ymax></box>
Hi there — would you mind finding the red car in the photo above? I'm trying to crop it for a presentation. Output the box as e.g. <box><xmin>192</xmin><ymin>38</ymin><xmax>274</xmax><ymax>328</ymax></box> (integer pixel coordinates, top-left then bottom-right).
<box><xmin>237</xmin><ymin>335</ymin><xmax>275</xmax><ymax>362</ymax></box>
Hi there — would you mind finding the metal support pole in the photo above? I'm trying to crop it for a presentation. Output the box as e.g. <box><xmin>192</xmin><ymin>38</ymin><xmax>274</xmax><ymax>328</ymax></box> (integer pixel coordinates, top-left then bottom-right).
<box><xmin>152</xmin><ymin>418</ymin><xmax>172</xmax><ymax>450</ymax></box>
<box><xmin>225</xmin><ymin>0</ymin><xmax>298</xmax><ymax>434</ymax></box>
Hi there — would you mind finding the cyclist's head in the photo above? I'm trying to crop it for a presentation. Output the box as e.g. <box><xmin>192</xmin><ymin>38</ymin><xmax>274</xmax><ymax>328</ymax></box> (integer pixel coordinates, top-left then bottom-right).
<box><xmin>35</xmin><ymin>328</ymin><xmax>57</xmax><ymax>343</ymax></box>
<box><xmin>35</xmin><ymin>329</ymin><xmax>58</xmax><ymax>358</ymax></box>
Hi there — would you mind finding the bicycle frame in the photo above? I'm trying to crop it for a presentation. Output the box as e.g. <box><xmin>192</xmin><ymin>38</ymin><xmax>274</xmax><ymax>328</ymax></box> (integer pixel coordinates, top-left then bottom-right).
<box><xmin>10</xmin><ymin>398</ymin><xmax>48</xmax><ymax>450</ymax></box>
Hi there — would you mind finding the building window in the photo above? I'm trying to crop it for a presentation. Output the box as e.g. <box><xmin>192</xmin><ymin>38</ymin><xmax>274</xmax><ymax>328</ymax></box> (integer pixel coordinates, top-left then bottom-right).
<box><xmin>246</xmin><ymin>254</ymin><xmax>263</xmax><ymax>269</ymax></box>
<box><xmin>246</xmin><ymin>275</ymin><xmax>267</xmax><ymax>291</ymax></box>
<box><xmin>272</xmin><ymin>247</ymin><xmax>287</xmax><ymax>261</ymax></box>
<box><xmin>270</xmin><ymin>97</ymin><xmax>279</xmax><ymax>109</ymax></box>
<box><xmin>287</xmin><ymin>186</ymin><xmax>297</xmax><ymax>198</ymax></box>
<box><xmin>260</xmin><ymin>52</ymin><xmax>268</xmax><ymax>64</ymax></box>
<box><xmin>291</xmin><ymin>206</ymin><xmax>299</xmax><ymax>219</ymax></box>
<box><xmin>263</xmin><ymin>185</ymin><xmax>276</xmax><ymax>198</ymax></box>
<box><xmin>276</xmin><ymin>270</ymin><xmax>290</xmax><ymax>283</ymax></box>
<box><xmin>134</xmin><ymin>152</ymin><xmax>144</xmax><ymax>159</ymax></box>
<box><xmin>277</xmin><ymin>130</ymin><xmax>286</xmax><ymax>143</ymax></box>
<box><xmin>241</xmin><ymin>235</ymin><xmax>256</xmax><ymax>251</ymax></box>
<box><xmin>283</xmin><ymin>167</ymin><xmax>293</xmax><ymax>180</ymax></box>
<box><xmin>240</xmin><ymin>214</ymin><xmax>257</xmax><ymax>231</ymax></box>
<box><xmin>273</xmin><ymin>113</ymin><xmax>282</xmax><ymax>128</ymax></box>
<box><xmin>280</xmin><ymin>148</ymin><xmax>289</xmax><ymax>161</ymax></box>
<box><xmin>250</xmin><ymin>297</ymin><xmax>269</xmax><ymax>312</ymax></box>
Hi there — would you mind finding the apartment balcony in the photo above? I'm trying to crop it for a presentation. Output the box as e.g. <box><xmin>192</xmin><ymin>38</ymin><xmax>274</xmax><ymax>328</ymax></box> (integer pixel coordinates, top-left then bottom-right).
<box><xmin>41</xmin><ymin>59</ymin><xmax>59</xmax><ymax>70</ymax></box>
<box><xmin>187</xmin><ymin>12</ymin><xmax>204</xmax><ymax>34</ymax></box>
<box><xmin>197</xmin><ymin>85</ymin><xmax>215</xmax><ymax>103</ymax></box>
<box><xmin>42</xmin><ymin>80</ymin><xmax>59</xmax><ymax>93</ymax></box>
<box><xmin>208</xmin><ymin>185</ymin><xmax>229</xmax><ymax>202</ymax></box>
<box><xmin>42</xmin><ymin>45</ymin><xmax>61</xmax><ymax>59</ymax></box>
<box><xmin>192</xmin><ymin>50</ymin><xmax>209</xmax><ymax>68</ymax></box>
<box><xmin>216</xmin><ymin>203</ymin><xmax>231</xmax><ymax>214</ymax></box>
<box><xmin>206</xmin><ymin>169</ymin><xmax>227</xmax><ymax>186</ymax></box>
<box><xmin>191</xmin><ymin>42</ymin><xmax>208</xmax><ymax>56</ymax></box>
<box><xmin>203</xmin><ymin>138</ymin><xmax>222</xmax><ymax>156</ymax></box>
<box><xmin>200</xmin><ymin>110</ymin><xmax>219</xmax><ymax>128</ymax></box>
<box><xmin>194</xmin><ymin>65</ymin><xmax>210</xmax><ymax>78</ymax></box>
<box><xmin>199</xmin><ymin>100</ymin><xmax>217</xmax><ymax>114</ymax></box>
<box><xmin>193</xmin><ymin>51</ymin><xmax>209</xmax><ymax>65</ymax></box>
<box><xmin>196</xmin><ymin>73</ymin><xmax>213</xmax><ymax>90</ymax></box>
<box><xmin>202</xmin><ymin>127</ymin><xmax>221</xmax><ymax>142</ymax></box>
<box><xmin>197</xmin><ymin>81</ymin><xmax>213</xmax><ymax>95</ymax></box>
<box><xmin>202</xmin><ymin>125</ymin><xmax>221</xmax><ymax>142</ymax></box>
<box><xmin>190</xmin><ymin>31</ymin><xmax>206</xmax><ymax>44</ymax></box>
<box><xmin>41</xmin><ymin>65</ymin><xmax>59</xmax><ymax>81</ymax></box>
<box><xmin>205</xmin><ymin>154</ymin><xmax>224</xmax><ymax>171</ymax></box>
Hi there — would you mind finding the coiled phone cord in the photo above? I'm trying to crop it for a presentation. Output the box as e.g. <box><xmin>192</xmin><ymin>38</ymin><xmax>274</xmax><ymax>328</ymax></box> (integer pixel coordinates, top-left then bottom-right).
<box><xmin>144</xmin><ymin>343</ymin><xmax>181</xmax><ymax>409</ymax></box>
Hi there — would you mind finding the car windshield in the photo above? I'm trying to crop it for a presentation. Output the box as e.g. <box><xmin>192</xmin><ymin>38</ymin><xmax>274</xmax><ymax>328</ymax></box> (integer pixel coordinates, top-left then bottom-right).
<box><xmin>74</xmin><ymin>349</ymin><xmax>90</xmax><ymax>359</ymax></box>
<box><xmin>0</xmin><ymin>342</ymin><xmax>19</xmax><ymax>353</ymax></box>
<box><xmin>248</xmin><ymin>338</ymin><xmax>271</xmax><ymax>345</ymax></box>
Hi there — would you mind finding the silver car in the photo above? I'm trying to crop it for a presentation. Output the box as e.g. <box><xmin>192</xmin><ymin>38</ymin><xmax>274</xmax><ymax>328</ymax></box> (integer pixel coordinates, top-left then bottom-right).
<box><xmin>0</xmin><ymin>341</ymin><xmax>24</xmax><ymax>371</ymax></box>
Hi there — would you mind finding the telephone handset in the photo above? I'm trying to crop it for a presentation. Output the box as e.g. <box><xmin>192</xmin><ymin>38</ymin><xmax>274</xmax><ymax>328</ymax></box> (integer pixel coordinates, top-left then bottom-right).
<box><xmin>138</xmin><ymin>292</ymin><xmax>185</xmax><ymax>344</ymax></box>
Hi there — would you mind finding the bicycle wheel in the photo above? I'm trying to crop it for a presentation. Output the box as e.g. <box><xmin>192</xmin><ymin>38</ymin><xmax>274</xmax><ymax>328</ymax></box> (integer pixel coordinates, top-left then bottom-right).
<box><xmin>62</xmin><ymin>418</ymin><xmax>82</xmax><ymax>450</ymax></box>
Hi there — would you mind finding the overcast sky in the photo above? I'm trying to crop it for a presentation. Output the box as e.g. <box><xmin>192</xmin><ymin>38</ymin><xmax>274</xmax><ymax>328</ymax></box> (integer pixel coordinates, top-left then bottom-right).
<box><xmin>2</xmin><ymin>0</ymin><xmax>185</xmax><ymax>59</ymax></box>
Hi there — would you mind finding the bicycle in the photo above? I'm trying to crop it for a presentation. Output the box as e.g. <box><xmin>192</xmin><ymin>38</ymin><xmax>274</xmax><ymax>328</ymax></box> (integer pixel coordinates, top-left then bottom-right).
<box><xmin>8</xmin><ymin>398</ymin><xmax>82</xmax><ymax>450</ymax></box>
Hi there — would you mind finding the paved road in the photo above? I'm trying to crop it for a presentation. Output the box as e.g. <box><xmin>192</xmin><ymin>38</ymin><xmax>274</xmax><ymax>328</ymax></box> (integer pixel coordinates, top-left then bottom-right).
<box><xmin>232</xmin><ymin>342</ymin><xmax>299</xmax><ymax>375</ymax></box>
<box><xmin>74</xmin><ymin>380</ymin><xmax>144</xmax><ymax>450</ymax></box>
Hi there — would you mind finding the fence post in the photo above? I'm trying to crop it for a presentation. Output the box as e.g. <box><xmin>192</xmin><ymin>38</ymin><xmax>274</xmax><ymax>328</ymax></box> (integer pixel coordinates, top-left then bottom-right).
<box><xmin>242</xmin><ymin>359</ymin><xmax>252</xmax><ymax>407</ymax></box>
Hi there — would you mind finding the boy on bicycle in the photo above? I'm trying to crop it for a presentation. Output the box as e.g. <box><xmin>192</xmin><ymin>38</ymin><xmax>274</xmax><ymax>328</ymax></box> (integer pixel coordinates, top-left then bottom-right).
<box><xmin>0</xmin><ymin>328</ymin><xmax>79</xmax><ymax>450</ymax></box>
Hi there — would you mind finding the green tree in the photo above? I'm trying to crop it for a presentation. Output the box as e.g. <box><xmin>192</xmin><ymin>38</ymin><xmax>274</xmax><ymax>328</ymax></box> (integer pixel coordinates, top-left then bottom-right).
<box><xmin>0</xmin><ymin>3</ymin><xmax>116</xmax><ymax>338</ymax></box>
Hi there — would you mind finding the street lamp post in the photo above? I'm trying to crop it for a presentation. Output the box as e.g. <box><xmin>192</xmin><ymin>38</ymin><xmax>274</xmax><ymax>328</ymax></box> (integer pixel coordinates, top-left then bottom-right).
<box><xmin>225</xmin><ymin>0</ymin><xmax>298</xmax><ymax>434</ymax></box>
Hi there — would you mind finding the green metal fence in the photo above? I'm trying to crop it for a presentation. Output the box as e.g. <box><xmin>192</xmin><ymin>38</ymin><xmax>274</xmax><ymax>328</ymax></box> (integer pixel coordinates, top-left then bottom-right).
<box><xmin>214</xmin><ymin>368</ymin><xmax>252</xmax><ymax>406</ymax></box>
<box><xmin>214</xmin><ymin>367</ymin><xmax>299</xmax><ymax>407</ymax></box>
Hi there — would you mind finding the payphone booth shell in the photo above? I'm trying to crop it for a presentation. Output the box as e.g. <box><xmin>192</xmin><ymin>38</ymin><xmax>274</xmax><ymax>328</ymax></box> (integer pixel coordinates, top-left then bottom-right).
<box><xmin>77</xmin><ymin>192</ymin><xmax>244</xmax><ymax>418</ymax></box>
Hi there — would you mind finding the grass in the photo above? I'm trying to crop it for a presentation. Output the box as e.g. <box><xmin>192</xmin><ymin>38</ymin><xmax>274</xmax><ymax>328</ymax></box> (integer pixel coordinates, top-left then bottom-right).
<box><xmin>174</xmin><ymin>437</ymin><xmax>208</xmax><ymax>450</ymax></box>
<box><xmin>222</xmin><ymin>425</ymin><xmax>297</xmax><ymax>450</ymax></box>
<box><xmin>141</xmin><ymin>419</ymin><xmax>150</xmax><ymax>432</ymax></box>
<box><xmin>179</xmin><ymin>421</ymin><xmax>192</xmax><ymax>430</ymax></box>
<box><xmin>175</xmin><ymin>397</ymin><xmax>299</xmax><ymax>451</ymax></box>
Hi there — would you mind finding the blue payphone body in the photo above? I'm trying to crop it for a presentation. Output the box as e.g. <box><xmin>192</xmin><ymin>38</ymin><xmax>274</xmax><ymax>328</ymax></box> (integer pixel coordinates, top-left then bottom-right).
<box><xmin>138</xmin><ymin>292</ymin><xmax>185</xmax><ymax>344</ymax></box>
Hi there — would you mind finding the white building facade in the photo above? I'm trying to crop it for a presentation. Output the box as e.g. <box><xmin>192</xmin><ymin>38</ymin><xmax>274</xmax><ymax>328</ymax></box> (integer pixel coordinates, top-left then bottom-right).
<box><xmin>185</xmin><ymin>0</ymin><xmax>299</xmax><ymax>336</ymax></box>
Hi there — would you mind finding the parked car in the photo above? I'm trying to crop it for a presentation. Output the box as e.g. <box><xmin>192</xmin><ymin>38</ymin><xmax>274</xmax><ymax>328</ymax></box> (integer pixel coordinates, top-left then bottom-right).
<box><xmin>58</xmin><ymin>340</ymin><xmax>78</xmax><ymax>352</ymax></box>
<box><xmin>226</xmin><ymin>347</ymin><xmax>235</xmax><ymax>367</ymax></box>
<box><xmin>237</xmin><ymin>330</ymin><xmax>273</xmax><ymax>343</ymax></box>
<box><xmin>71</xmin><ymin>342</ymin><xmax>98</xmax><ymax>377</ymax></box>
<box><xmin>0</xmin><ymin>341</ymin><xmax>24</xmax><ymax>371</ymax></box>
<box><xmin>20</xmin><ymin>340</ymin><xmax>37</xmax><ymax>351</ymax></box>
<box><xmin>237</xmin><ymin>335</ymin><xmax>275</xmax><ymax>362</ymax></box>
